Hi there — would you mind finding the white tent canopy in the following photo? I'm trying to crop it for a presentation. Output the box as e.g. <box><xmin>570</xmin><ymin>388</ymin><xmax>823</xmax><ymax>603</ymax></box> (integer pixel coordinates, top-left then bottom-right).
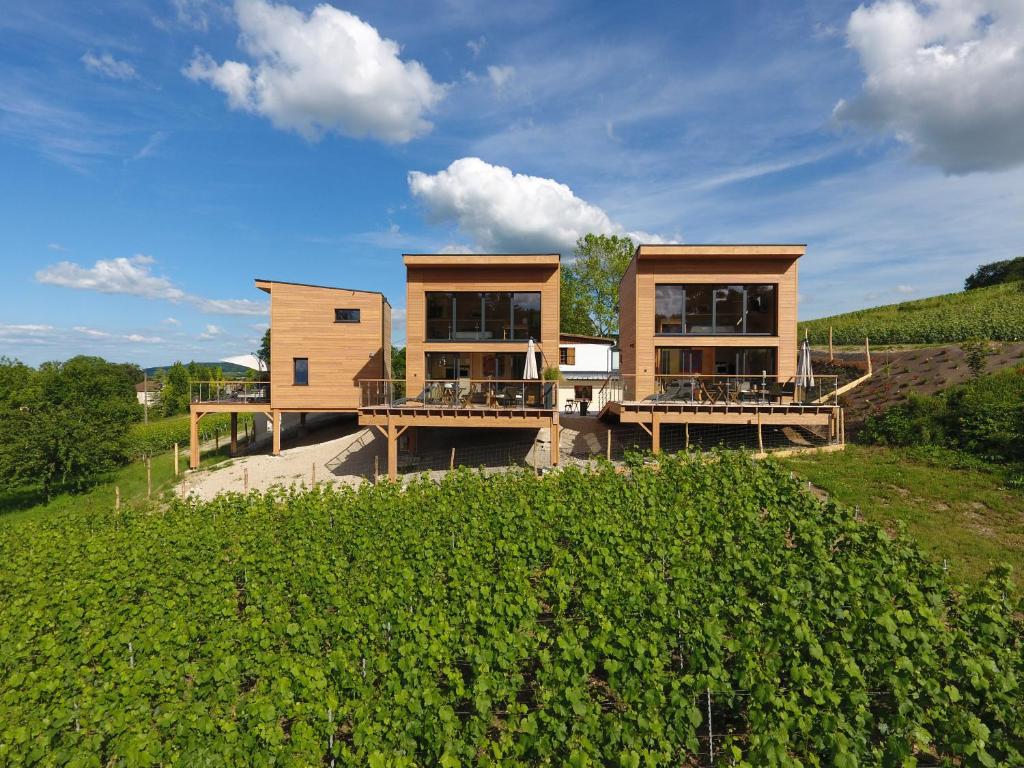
<box><xmin>221</xmin><ymin>354</ymin><xmax>266</xmax><ymax>372</ymax></box>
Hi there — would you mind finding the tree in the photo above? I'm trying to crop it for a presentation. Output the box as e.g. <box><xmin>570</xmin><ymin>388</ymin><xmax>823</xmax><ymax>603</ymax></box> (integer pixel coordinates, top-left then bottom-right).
<box><xmin>159</xmin><ymin>362</ymin><xmax>191</xmax><ymax>416</ymax></box>
<box><xmin>256</xmin><ymin>329</ymin><xmax>271</xmax><ymax>369</ymax></box>
<box><xmin>560</xmin><ymin>271</ymin><xmax>598</xmax><ymax>336</ymax></box>
<box><xmin>964</xmin><ymin>256</ymin><xmax>1024</xmax><ymax>290</ymax></box>
<box><xmin>0</xmin><ymin>356</ymin><xmax>142</xmax><ymax>499</ymax></box>
<box><xmin>560</xmin><ymin>233</ymin><xmax>635</xmax><ymax>337</ymax></box>
<box><xmin>391</xmin><ymin>346</ymin><xmax>406</xmax><ymax>380</ymax></box>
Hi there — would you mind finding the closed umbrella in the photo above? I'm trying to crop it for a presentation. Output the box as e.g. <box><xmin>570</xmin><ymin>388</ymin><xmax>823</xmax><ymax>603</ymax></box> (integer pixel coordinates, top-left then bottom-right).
<box><xmin>523</xmin><ymin>338</ymin><xmax>539</xmax><ymax>379</ymax></box>
<box><xmin>797</xmin><ymin>337</ymin><xmax>815</xmax><ymax>399</ymax></box>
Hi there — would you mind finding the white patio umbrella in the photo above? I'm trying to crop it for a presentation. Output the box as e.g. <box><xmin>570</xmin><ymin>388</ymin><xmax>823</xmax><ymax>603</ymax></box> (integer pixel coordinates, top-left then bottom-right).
<box><xmin>797</xmin><ymin>336</ymin><xmax>815</xmax><ymax>395</ymax></box>
<box><xmin>523</xmin><ymin>338</ymin><xmax>539</xmax><ymax>379</ymax></box>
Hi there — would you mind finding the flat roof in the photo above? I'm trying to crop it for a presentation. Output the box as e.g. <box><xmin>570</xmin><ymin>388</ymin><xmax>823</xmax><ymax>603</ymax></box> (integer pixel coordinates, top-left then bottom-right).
<box><xmin>403</xmin><ymin>253</ymin><xmax>560</xmax><ymax>267</ymax></box>
<box><xmin>559</xmin><ymin>333</ymin><xmax>615</xmax><ymax>345</ymax></box>
<box><xmin>254</xmin><ymin>278</ymin><xmax>389</xmax><ymax>305</ymax></box>
<box><xmin>635</xmin><ymin>244</ymin><xmax>805</xmax><ymax>259</ymax></box>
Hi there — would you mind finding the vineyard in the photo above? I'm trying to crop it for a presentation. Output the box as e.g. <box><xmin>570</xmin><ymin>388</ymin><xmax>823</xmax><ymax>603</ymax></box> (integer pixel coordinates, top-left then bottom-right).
<box><xmin>799</xmin><ymin>281</ymin><xmax>1024</xmax><ymax>345</ymax></box>
<box><xmin>126</xmin><ymin>413</ymin><xmax>253</xmax><ymax>459</ymax></box>
<box><xmin>1</xmin><ymin>454</ymin><xmax>1022</xmax><ymax>766</ymax></box>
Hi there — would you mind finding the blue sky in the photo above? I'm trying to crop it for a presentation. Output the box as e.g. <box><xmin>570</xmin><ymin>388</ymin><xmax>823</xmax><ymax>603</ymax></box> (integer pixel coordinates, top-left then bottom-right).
<box><xmin>2</xmin><ymin>0</ymin><xmax>1023</xmax><ymax>366</ymax></box>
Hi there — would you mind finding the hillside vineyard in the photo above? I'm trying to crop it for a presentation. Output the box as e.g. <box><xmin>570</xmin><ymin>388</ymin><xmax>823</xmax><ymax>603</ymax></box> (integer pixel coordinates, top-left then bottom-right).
<box><xmin>1</xmin><ymin>455</ymin><xmax>1021</xmax><ymax>765</ymax></box>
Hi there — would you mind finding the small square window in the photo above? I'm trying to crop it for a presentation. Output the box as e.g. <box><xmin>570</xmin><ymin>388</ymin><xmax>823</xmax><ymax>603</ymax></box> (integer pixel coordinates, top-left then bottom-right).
<box><xmin>335</xmin><ymin>308</ymin><xmax>360</xmax><ymax>323</ymax></box>
<box><xmin>293</xmin><ymin>357</ymin><xmax>309</xmax><ymax>386</ymax></box>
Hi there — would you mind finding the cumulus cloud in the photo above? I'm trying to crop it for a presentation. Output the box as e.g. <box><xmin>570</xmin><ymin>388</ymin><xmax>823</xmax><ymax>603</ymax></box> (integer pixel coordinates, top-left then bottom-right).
<box><xmin>199</xmin><ymin>324</ymin><xmax>223</xmax><ymax>339</ymax></box>
<box><xmin>184</xmin><ymin>0</ymin><xmax>446</xmax><ymax>143</ymax></box>
<box><xmin>35</xmin><ymin>255</ymin><xmax>267</xmax><ymax>316</ymax></box>
<box><xmin>835</xmin><ymin>0</ymin><xmax>1024</xmax><ymax>174</ymax></box>
<box><xmin>81</xmin><ymin>51</ymin><xmax>137</xmax><ymax>80</ymax></box>
<box><xmin>408</xmin><ymin>157</ymin><xmax>664</xmax><ymax>253</ymax></box>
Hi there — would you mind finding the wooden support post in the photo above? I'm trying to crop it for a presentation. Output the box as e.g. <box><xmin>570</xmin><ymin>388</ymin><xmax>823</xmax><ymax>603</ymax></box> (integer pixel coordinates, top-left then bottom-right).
<box><xmin>550</xmin><ymin>418</ymin><xmax>559</xmax><ymax>467</ymax></box>
<box><xmin>146</xmin><ymin>456</ymin><xmax>152</xmax><ymax>498</ymax></box>
<box><xmin>387</xmin><ymin>421</ymin><xmax>398</xmax><ymax>481</ymax></box>
<box><xmin>115</xmin><ymin>485</ymin><xmax>120</xmax><ymax>511</ymax></box>
<box><xmin>230</xmin><ymin>412</ymin><xmax>238</xmax><ymax>456</ymax></box>
<box><xmin>300</xmin><ymin>412</ymin><xmax>306</xmax><ymax>427</ymax></box>
<box><xmin>651</xmin><ymin>413</ymin><xmax>661</xmax><ymax>454</ymax></box>
<box><xmin>606</xmin><ymin>429</ymin><xmax>612</xmax><ymax>461</ymax></box>
<box><xmin>312</xmin><ymin>462</ymin><xmax>316</xmax><ymax>486</ymax></box>
<box><xmin>174</xmin><ymin>442</ymin><xmax>179</xmax><ymax>476</ymax></box>
<box><xmin>685</xmin><ymin>422</ymin><xmax>690</xmax><ymax>450</ymax></box>
<box><xmin>272</xmin><ymin>410</ymin><xmax>282</xmax><ymax>456</ymax></box>
<box><xmin>190</xmin><ymin>411</ymin><xmax>200</xmax><ymax>469</ymax></box>
<box><xmin>449</xmin><ymin>447</ymin><xmax>455</xmax><ymax>470</ymax></box>
<box><xmin>865</xmin><ymin>337</ymin><xmax>872</xmax><ymax>375</ymax></box>
<box><xmin>374</xmin><ymin>455</ymin><xmax>379</xmax><ymax>482</ymax></box>
<box><xmin>243</xmin><ymin>467</ymin><xmax>248</xmax><ymax>492</ymax></box>
<box><xmin>757</xmin><ymin>412</ymin><xmax>764</xmax><ymax>454</ymax></box>
<box><xmin>828</xmin><ymin>326</ymin><xmax>834</xmax><ymax>361</ymax></box>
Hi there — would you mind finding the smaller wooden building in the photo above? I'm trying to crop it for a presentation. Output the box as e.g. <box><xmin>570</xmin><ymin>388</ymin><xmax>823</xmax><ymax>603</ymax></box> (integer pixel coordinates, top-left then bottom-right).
<box><xmin>189</xmin><ymin>279</ymin><xmax>390</xmax><ymax>468</ymax></box>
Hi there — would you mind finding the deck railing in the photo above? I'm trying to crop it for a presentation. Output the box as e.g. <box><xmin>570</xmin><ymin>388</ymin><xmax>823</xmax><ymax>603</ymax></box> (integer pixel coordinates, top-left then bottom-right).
<box><xmin>360</xmin><ymin>379</ymin><xmax>557</xmax><ymax>410</ymax></box>
<box><xmin>190</xmin><ymin>380</ymin><xmax>270</xmax><ymax>404</ymax></box>
<box><xmin>614</xmin><ymin>374</ymin><xmax>840</xmax><ymax>406</ymax></box>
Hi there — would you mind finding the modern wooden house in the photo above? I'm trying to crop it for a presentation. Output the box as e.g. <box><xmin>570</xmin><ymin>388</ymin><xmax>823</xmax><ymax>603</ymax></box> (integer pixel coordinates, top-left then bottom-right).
<box><xmin>358</xmin><ymin>253</ymin><xmax>562</xmax><ymax>479</ymax></box>
<box><xmin>610</xmin><ymin>244</ymin><xmax>841</xmax><ymax>451</ymax></box>
<box><xmin>189</xmin><ymin>279</ymin><xmax>390</xmax><ymax>468</ymax></box>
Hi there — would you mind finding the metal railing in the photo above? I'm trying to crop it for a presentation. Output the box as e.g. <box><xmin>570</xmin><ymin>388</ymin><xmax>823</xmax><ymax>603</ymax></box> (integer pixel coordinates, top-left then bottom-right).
<box><xmin>360</xmin><ymin>379</ymin><xmax>557</xmax><ymax>409</ymax></box>
<box><xmin>612</xmin><ymin>374</ymin><xmax>839</xmax><ymax>406</ymax></box>
<box><xmin>190</xmin><ymin>380</ymin><xmax>270</xmax><ymax>404</ymax></box>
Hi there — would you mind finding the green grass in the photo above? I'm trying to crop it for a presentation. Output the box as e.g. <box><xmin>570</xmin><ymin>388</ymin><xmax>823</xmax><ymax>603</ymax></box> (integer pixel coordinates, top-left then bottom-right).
<box><xmin>799</xmin><ymin>280</ymin><xmax>1024</xmax><ymax>344</ymax></box>
<box><xmin>0</xmin><ymin>445</ymin><xmax>233</xmax><ymax>526</ymax></box>
<box><xmin>780</xmin><ymin>445</ymin><xmax>1024</xmax><ymax>584</ymax></box>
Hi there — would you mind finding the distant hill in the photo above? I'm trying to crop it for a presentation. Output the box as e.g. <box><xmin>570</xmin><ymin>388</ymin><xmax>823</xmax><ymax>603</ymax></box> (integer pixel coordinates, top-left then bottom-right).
<box><xmin>800</xmin><ymin>281</ymin><xmax>1024</xmax><ymax>345</ymax></box>
<box><xmin>144</xmin><ymin>362</ymin><xmax>254</xmax><ymax>378</ymax></box>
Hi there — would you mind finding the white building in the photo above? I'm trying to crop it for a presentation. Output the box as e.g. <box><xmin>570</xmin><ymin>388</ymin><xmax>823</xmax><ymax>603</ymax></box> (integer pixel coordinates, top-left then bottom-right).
<box><xmin>556</xmin><ymin>334</ymin><xmax>619</xmax><ymax>414</ymax></box>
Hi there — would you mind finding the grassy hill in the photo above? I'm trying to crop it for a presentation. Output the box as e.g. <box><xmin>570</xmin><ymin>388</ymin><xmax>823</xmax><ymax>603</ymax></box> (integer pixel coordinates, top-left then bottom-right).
<box><xmin>800</xmin><ymin>281</ymin><xmax>1024</xmax><ymax>345</ymax></box>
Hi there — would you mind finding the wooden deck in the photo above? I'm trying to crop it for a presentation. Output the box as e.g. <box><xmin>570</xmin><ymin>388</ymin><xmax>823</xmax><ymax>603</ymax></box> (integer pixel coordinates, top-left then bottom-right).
<box><xmin>604</xmin><ymin>400</ymin><xmax>843</xmax><ymax>453</ymax></box>
<box><xmin>358</xmin><ymin>403</ymin><xmax>559</xmax><ymax>480</ymax></box>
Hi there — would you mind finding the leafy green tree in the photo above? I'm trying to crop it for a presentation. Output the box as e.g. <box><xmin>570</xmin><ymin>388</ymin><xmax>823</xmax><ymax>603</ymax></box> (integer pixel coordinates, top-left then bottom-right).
<box><xmin>0</xmin><ymin>356</ymin><xmax>141</xmax><ymax>499</ymax></box>
<box><xmin>561</xmin><ymin>233</ymin><xmax>635</xmax><ymax>337</ymax></box>
<box><xmin>964</xmin><ymin>256</ymin><xmax>1024</xmax><ymax>290</ymax></box>
<box><xmin>256</xmin><ymin>329</ymin><xmax>271</xmax><ymax>369</ymax></box>
<box><xmin>159</xmin><ymin>362</ymin><xmax>191</xmax><ymax>416</ymax></box>
<box><xmin>391</xmin><ymin>346</ymin><xmax>406</xmax><ymax>380</ymax></box>
<box><xmin>560</xmin><ymin>270</ymin><xmax>598</xmax><ymax>336</ymax></box>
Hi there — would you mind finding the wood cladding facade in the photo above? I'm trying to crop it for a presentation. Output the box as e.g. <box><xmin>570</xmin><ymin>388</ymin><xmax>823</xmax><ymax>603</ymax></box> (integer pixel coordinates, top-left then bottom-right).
<box><xmin>618</xmin><ymin>246</ymin><xmax>802</xmax><ymax>399</ymax></box>
<box><xmin>257</xmin><ymin>280</ymin><xmax>390</xmax><ymax>411</ymax></box>
<box><xmin>403</xmin><ymin>255</ymin><xmax>560</xmax><ymax>391</ymax></box>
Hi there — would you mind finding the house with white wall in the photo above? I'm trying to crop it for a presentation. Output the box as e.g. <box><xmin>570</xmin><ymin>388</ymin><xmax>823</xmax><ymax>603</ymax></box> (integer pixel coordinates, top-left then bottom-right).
<box><xmin>557</xmin><ymin>333</ymin><xmax>618</xmax><ymax>413</ymax></box>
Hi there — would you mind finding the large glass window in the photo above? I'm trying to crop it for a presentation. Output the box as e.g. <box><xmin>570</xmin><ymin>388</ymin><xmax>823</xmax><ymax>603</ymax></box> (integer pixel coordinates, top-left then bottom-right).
<box><xmin>425</xmin><ymin>291</ymin><xmax>541</xmax><ymax>341</ymax></box>
<box><xmin>426</xmin><ymin>292</ymin><xmax>454</xmax><ymax>340</ymax></box>
<box><xmin>512</xmin><ymin>292</ymin><xmax>541</xmax><ymax>340</ymax></box>
<box><xmin>655</xmin><ymin>285</ymin><xmax>683</xmax><ymax>334</ymax></box>
<box><xmin>656</xmin><ymin>348</ymin><xmax>703</xmax><ymax>375</ymax></box>
<box><xmin>713</xmin><ymin>348</ymin><xmax>776</xmax><ymax>375</ymax></box>
<box><xmin>655</xmin><ymin>284</ymin><xmax>776</xmax><ymax>335</ymax></box>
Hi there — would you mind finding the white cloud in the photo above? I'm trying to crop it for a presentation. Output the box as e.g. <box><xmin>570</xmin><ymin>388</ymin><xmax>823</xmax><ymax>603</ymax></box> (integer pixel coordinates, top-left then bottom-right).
<box><xmin>0</xmin><ymin>324</ymin><xmax>56</xmax><ymax>345</ymax></box>
<box><xmin>199</xmin><ymin>324</ymin><xmax>223</xmax><ymax>339</ymax></box>
<box><xmin>133</xmin><ymin>131</ymin><xmax>168</xmax><ymax>161</ymax></box>
<box><xmin>38</xmin><ymin>255</ymin><xmax>185</xmax><ymax>300</ymax></box>
<box><xmin>408</xmin><ymin>157</ymin><xmax>664</xmax><ymax>252</ymax></box>
<box><xmin>466</xmin><ymin>36</ymin><xmax>486</xmax><ymax>58</ymax></box>
<box><xmin>47</xmin><ymin>242</ymin><xmax>68</xmax><ymax>252</ymax></box>
<box><xmin>74</xmin><ymin>326</ymin><xmax>164</xmax><ymax>344</ymax></box>
<box><xmin>163</xmin><ymin>317</ymin><xmax>180</xmax><ymax>326</ymax></box>
<box><xmin>35</xmin><ymin>255</ymin><xmax>268</xmax><ymax>316</ymax></box>
<box><xmin>487</xmin><ymin>65</ymin><xmax>515</xmax><ymax>90</ymax></box>
<box><xmin>81</xmin><ymin>51</ymin><xmax>137</xmax><ymax>81</ymax></box>
<box><xmin>835</xmin><ymin>0</ymin><xmax>1024</xmax><ymax>174</ymax></box>
<box><xmin>895</xmin><ymin>284</ymin><xmax>917</xmax><ymax>294</ymax></box>
<box><xmin>172</xmin><ymin>0</ymin><xmax>226</xmax><ymax>31</ymax></box>
<box><xmin>184</xmin><ymin>0</ymin><xmax>447</xmax><ymax>143</ymax></box>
